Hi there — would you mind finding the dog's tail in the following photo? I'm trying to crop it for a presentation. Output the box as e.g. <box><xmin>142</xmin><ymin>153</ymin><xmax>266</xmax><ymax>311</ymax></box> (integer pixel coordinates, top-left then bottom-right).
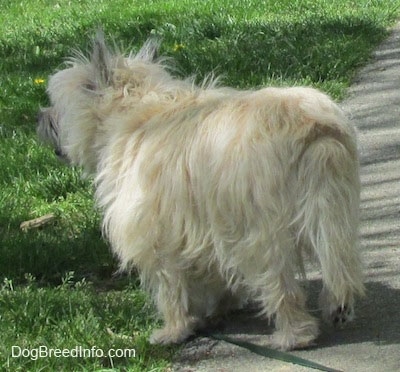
<box><xmin>295</xmin><ymin>119</ymin><xmax>365</xmax><ymax>307</ymax></box>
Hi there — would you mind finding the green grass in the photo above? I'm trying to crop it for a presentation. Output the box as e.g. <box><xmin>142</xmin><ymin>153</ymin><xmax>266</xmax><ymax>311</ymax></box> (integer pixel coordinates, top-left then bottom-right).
<box><xmin>0</xmin><ymin>0</ymin><xmax>399</xmax><ymax>370</ymax></box>
<box><xmin>1</xmin><ymin>273</ymin><xmax>173</xmax><ymax>371</ymax></box>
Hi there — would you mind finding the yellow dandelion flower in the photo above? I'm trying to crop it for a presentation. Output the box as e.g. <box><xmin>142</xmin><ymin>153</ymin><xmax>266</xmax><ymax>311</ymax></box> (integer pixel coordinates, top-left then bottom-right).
<box><xmin>173</xmin><ymin>43</ymin><xmax>185</xmax><ymax>52</ymax></box>
<box><xmin>34</xmin><ymin>78</ymin><xmax>45</xmax><ymax>85</ymax></box>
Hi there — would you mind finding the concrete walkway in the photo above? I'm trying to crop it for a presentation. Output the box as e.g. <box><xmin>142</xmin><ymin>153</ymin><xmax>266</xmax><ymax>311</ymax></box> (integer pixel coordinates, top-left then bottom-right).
<box><xmin>174</xmin><ymin>22</ymin><xmax>400</xmax><ymax>372</ymax></box>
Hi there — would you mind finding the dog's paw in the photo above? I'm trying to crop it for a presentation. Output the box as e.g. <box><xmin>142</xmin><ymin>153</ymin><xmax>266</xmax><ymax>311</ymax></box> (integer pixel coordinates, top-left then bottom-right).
<box><xmin>149</xmin><ymin>326</ymin><xmax>193</xmax><ymax>345</ymax></box>
<box><xmin>330</xmin><ymin>304</ymin><xmax>354</xmax><ymax>328</ymax></box>
<box><xmin>268</xmin><ymin>319</ymin><xmax>319</xmax><ymax>351</ymax></box>
<box><xmin>319</xmin><ymin>289</ymin><xmax>355</xmax><ymax>327</ymax></box>
<box><xmin>268</xmin><ymin>330</ymin><xmax>317</xmax><ymax>351</ymax></box>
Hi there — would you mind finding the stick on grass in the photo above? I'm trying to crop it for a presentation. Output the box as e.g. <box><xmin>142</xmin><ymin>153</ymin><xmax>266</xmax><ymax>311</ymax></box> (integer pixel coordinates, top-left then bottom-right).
<box><xmin>20</xmin><ymin>213</ymin><xmax>56</xmax><ymax>231</ymax></box>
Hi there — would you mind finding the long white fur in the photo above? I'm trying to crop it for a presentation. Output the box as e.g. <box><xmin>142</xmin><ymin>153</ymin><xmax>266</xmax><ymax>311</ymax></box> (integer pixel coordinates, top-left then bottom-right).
<box><xmin>38</xmin><ymin>33</ymin><xmax>365</xmax><ymax>350</ymax></box>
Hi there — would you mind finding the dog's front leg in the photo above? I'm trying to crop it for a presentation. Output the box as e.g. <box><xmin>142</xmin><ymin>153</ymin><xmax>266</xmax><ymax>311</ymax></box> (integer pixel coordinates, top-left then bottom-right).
<box><xmin>149</xmin><ymin>269</ymin><xmax>200</xmax><ymax>345</ymax></box>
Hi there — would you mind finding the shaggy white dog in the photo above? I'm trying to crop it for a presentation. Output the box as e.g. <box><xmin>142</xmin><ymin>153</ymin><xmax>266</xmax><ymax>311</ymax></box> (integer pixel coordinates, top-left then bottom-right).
<box><xmin>37</xmin><ymin>32</ymin><xmax>365</xmax><ymax>350</ymax></box>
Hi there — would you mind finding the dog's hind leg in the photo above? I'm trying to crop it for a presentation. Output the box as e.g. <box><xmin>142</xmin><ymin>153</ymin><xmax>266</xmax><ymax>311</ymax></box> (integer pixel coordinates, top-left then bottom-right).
<box><xmin>296</xmin><ymin>135</ymin><xmax>365</xmax><ymax>326</ymax></box>
<box><xmin>244</xmin><ymin>232</ymin><xmax>320</xmax><ymax>351</ymax></box>
<box><xmin>265</xmin><ymin>279</ymin><xmax>320</xmax><ymax>351</ymax></box>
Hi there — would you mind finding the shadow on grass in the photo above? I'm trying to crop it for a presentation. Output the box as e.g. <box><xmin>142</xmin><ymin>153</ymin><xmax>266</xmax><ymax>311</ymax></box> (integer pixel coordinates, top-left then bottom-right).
<box><xmin>1</xmin><ymin>15</ymin><xmax>389</xmax><ymax>85</ymax></box>
<box><xmin>0</xmin><ymin>14</ymin><xmax>390</xmax><ymax>143</ymax></box>
<box><xmin>0</xmin><ymin>224</ymin><xmax>116</xmax><ymax>286</ymax></box>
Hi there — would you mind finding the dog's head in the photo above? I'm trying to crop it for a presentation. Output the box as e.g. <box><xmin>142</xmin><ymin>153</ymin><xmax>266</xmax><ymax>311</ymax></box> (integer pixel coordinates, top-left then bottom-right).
<box><xmin>37</xmin><ymin>31</ymin><xmax>160</xmax><ymax>173</ymax></box>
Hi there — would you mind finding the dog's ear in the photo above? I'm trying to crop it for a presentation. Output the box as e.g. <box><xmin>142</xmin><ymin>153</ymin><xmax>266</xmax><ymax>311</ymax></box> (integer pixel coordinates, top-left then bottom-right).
<box><xmin>135</xmin><ymin>38</ymin><xmax>160</xmax><ymax>62</ymax></box>
<box><xmin>90</xmin><ymin>30</ymin><xmax>113</xmax><ymax>89</ymax></box>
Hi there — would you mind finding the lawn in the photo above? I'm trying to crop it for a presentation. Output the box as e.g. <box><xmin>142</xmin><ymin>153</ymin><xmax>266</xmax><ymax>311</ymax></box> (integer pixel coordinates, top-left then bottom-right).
<box><xmin>0</xmin><ymin>0</ymin><xmax>399</xmax><ymax>370</ymax></box>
